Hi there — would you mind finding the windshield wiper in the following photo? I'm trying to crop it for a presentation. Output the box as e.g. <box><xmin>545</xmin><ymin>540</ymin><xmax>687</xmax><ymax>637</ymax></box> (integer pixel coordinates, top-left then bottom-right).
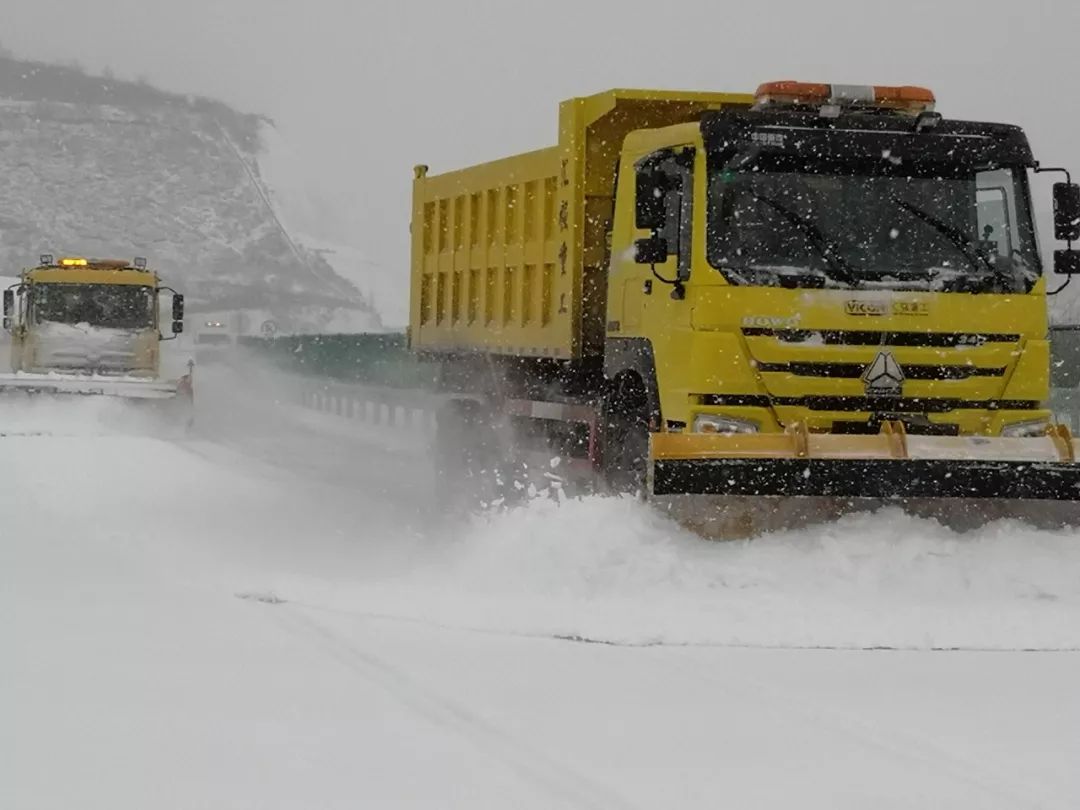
<box><xmin>749</xmin><ymin>193</ymin><xmax>861</xmax><ymax>287</ymax></box>
<box><xmin>889</xmin><ymin>197</ymin><xmax>1012</xmax><ymax>291</ymax></box>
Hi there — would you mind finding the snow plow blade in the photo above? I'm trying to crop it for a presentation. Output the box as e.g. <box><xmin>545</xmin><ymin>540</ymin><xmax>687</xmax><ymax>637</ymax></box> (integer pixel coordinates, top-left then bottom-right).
<box><xmin>649</xmin><ymin>422</ymin><xmax>1080</xmax><ymax>538</ymax></box>
<box><xmin>0</xmin><ymin>373</ymin><xmax>186</xmax><ymax>400</ymax></box>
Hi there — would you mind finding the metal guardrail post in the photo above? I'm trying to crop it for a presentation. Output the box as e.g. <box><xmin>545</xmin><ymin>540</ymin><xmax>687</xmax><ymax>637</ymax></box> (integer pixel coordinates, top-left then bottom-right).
<box><xmin>296</xmin><ymin>379</ymin><xmax>444</xmax><ymax>440</ymax></box>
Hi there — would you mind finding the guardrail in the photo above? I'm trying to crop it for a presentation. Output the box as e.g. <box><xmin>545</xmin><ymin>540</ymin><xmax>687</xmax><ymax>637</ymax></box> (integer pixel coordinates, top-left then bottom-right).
<box><xmin>298</xmin><ymin>380</ymin><xmax>441</xmax><ymax>435</ymax></box>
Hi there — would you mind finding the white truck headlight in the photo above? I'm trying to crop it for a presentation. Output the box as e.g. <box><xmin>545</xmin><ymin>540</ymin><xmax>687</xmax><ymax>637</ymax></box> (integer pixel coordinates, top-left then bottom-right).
<box><xmin>1001</xmin><ymin>419</ymin><xmax>1050</xmax><ymax>438</ymax></box>
<box><xmin>693</xmin><ymin>414</ymin><xmax>759</xmax><ymax>434</ymax></box>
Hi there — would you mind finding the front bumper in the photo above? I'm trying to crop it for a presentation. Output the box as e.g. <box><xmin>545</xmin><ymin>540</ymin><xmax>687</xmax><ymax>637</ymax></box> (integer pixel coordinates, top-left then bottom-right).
<box><xmin>649</xmin><ymin>424</ymin><xmax>1080</xmax><ymax>501</ymax></box>
<box><xmin>0</xmin><ymin>372</ymin><xmax>182</xmax><ymax>400</ymax></box>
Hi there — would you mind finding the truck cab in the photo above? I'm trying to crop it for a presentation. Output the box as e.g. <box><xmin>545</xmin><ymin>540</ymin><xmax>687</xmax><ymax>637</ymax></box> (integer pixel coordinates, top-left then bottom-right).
<box><xmin>606</xmin><ymin>82</ymin><xmax>1080</xmax><ymax>441</ymax></box>
<box><xmin>3</xmin><ymin>255</ymin><xmax>184</xmax><ymax>378</ymax></box>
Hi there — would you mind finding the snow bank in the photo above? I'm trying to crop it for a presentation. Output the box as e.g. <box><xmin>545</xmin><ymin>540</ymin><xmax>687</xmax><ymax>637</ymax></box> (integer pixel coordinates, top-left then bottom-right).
<box><xmin>284</xmin><ymin>494</ymin><xmax>1080</xmax><ymax>652</ymax></box>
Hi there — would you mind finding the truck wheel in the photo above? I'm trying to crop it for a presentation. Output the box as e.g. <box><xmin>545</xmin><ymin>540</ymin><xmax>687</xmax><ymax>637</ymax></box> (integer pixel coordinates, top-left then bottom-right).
<box><xmin>601</xmin><ymin>376</ymin><xmax>649</xmax><ymax>494</ymax></box>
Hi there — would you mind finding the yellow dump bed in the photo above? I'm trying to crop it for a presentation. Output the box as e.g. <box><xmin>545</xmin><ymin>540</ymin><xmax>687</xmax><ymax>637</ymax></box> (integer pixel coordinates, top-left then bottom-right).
<box><xmin>408</xmin><ymin>89</ymin><xmax>751</xmax><ymax>360</ymax></box>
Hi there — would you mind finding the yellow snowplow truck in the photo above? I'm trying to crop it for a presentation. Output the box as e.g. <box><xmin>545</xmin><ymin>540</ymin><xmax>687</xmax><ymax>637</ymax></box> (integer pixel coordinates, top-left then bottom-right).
<box><xmin>409</xmin><ymin>82</ymin><xmax>1080</xmax><ymax>536</ymax></box>
<box><xmin>2</xmin><ymin>255</ymin><xmax>192</xmax><ymax>415</ymax></box>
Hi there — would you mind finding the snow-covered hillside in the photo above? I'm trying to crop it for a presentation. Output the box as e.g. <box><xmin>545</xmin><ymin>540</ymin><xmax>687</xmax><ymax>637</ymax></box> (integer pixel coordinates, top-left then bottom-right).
<box><xmin>0</xmin><ymin>56</ymin><xmax>380</xmax><ymax>330</ymax></box>
<box><xmin>2</xmin><ymin>362</ymin><xmax>1078</xmax><ymax>808</ymax></box>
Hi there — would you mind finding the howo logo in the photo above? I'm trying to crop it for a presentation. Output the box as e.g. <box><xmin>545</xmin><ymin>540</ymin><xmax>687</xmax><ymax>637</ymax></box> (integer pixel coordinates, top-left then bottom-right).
<box><xmin>742</xmin><ymin>314</ymin><xmax>802</xmax><ymax>329</ymax></box>
<box><xmin>861</xmin><ymin>351</ymin><xmax>905</xmax><ymax>397</ymax></box>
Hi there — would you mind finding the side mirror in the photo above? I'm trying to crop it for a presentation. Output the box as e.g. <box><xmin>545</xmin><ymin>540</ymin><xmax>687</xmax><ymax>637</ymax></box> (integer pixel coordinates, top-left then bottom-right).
<box><xmin>172</xmin><ymin>293</ymin><xmax>185</xmax><ymax>322</ymax></box>
<box><xmin>635</xmin><ymin>170</ymin><xmax>668</xmax><ymax>230</ymax></box>
<box><xmin>1054</xmin><ymin>250</ymin><xmax>1080</xmax><ymax>275</ymax></box>
<box><xmin>172</xmin><ymin>319</ymin><xmax>184</xmax><ymax>335</ymax></box>
<box><xmin>634</xmin><ymin>235</ymin><xmax>669</xmax><ymax>265</ymax></box>
<box><xmin>1053</xmin><ymin>182</ymin><xmax>1080</xmax><ymax>242</ymax></box>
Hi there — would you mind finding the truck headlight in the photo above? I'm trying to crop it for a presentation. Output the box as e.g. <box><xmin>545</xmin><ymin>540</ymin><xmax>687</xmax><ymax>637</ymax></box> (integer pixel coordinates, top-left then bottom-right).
<box><xmin>693</xmin><ymin>414</ymin><xmax>759</xmax><ymax>434</ymax></box>
<box><xmin>1001</xmin><ymin>419</ymin><xmax>1050</xmax><ymax>438</ymax></box>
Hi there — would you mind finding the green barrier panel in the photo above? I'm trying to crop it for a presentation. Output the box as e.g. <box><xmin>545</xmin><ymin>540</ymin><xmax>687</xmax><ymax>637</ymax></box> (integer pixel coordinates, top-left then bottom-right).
<box><xmin>238</xmin><ymin>332</ymin><xmax>438</xmax><ymax>388</ymax></box>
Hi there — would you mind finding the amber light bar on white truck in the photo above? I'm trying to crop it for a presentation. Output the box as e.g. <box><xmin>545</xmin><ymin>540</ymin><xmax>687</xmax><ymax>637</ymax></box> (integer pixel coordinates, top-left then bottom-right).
<box><xmin>753</xmin><ymin>80</ymin><xmax>936</xmax><ymax>116</ymax></box>
<box><xmin>37</xmin><ymin>255</ymin><xmax>151</xmax><ymax>270</ymax></box>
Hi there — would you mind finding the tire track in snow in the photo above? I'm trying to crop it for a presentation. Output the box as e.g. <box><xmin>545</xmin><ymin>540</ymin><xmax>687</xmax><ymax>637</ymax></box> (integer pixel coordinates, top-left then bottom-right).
<box><xmin>275</xmin><ymin>598</ymin><xmax>1080</xmax><ymax>654</ymax></box>
<box><xmin>267</xmin><ymin>605</ymin><xmax>643</xmax><ymax>810</ymax></box>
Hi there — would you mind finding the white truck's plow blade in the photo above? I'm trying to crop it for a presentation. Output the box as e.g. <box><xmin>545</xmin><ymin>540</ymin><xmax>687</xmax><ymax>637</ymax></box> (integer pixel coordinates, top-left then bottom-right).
<box><xmin>0</xmin><ymin>372</ymin><xmax>182</xmax><ymax>400</ymax></box>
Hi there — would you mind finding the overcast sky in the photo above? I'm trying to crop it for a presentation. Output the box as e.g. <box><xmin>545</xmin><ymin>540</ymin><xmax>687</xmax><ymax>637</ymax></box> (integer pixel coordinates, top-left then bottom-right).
<box><xmin>4</xmin><ymin>0</ymin><xmax>1079</xmax><ymax>321</ymax></box>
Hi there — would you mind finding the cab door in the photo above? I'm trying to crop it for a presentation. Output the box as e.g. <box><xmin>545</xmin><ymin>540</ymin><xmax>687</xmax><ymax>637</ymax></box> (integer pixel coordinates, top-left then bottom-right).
<box><xmin>620</xmin><ymin>147</ymin><xmax>695</xmax><ymax>332</ymax></box>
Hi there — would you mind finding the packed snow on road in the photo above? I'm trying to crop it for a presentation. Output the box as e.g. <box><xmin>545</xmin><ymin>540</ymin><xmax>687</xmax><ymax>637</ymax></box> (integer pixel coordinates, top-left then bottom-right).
<box><xmin>2</xmin><ymin>361</ymin><xmax>1077</xmax><ymax>809</ymax></box>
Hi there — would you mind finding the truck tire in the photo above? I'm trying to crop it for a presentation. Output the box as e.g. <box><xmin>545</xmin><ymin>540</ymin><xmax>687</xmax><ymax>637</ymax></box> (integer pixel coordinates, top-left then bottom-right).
<box><xmin>601</xmin><ymin>375</ymin><xmax>649</xmax><ymax>494</ymax></box>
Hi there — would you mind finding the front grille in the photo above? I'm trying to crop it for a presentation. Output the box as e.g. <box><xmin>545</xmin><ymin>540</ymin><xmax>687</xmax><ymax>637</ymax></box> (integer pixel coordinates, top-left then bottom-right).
<box><xmin>698</xmin><ymin>394</ymin><xmax>1042</xmax><ymax>412</ymax></box>
<box><xmin>742</xmin><ymin>328</ymin><xmax>1018</xmax><ymax>347</ymax></box>
<box><xmin>45</xmin><ymin>353</ymin><xmax>136</xmax><ymax>373</ymax></box>
<box><xmin>755</xmin><ymin>362</ymin><xmax>1005</xmax><ymax>380</ymax></box>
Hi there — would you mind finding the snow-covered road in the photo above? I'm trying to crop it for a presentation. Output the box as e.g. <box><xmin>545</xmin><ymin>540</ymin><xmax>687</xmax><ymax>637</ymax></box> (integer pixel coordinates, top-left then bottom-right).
<box><xmin>3</xmin><ymin>361</ymin><xmax>1078</xmax><ymax>808</ymax></box>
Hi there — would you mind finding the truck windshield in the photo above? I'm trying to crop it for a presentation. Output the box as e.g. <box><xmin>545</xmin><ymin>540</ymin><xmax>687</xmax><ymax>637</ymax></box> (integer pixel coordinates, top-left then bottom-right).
<box><xmin>34</xmin><ymin>283</ymin><xmax>156</xmax><ymax>330</ymax></box>
<box><xmin>706</xmin><ymin>162</ymin><xmax>1041</xmax><ymax>292</ymax></box>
